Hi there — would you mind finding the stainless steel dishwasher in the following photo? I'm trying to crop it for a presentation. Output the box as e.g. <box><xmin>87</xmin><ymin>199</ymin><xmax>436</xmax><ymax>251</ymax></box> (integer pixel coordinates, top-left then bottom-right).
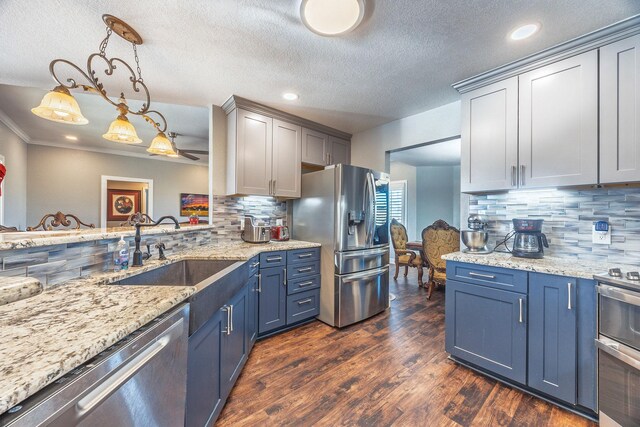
<box><xmin>0</xmin><ymin>304</ymin><xmax>189</xmax><ymax>427</ymax></box>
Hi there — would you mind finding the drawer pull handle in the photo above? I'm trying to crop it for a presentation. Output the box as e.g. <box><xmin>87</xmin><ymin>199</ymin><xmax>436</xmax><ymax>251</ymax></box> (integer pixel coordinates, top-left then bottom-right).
<box><xmin>284</xmin><ymin>268</ymin><xmax>287</xmax><ymax>286</ymax></box>
<box><xmin>469</xmin><ymin>272</ymin><xmax>496</xmax><ymax>279</ymax></box>
<box><xmin>298</xmin><ymin>253</ymin><xmax>313</xmax><ymax>258</ymax></box>
<box><xmin>267</xmin><ymin>256</ymin><xmax>283</xmax><ymax>262</ymax></box>
<box><xmin>518</xmin><ymin>298</ymin><xmax>524</xmax><ymax>323</ymax></box>
<box><xmin>298</xmin><ymin>281</ymin><xmax>314</xmax><ymax>288</ymax></box>
<box><xmin>298</xmin><ymin>267</ymin><xmax>313</xmax><ymax>273</ymax></box>
<box><xmin>297</xmin><ymin>298</ymin><xmax>313</xmax><ymax>305</ymax></box>
<box><xmin>567</xmin><ymin>282</ymin><xmax>572</xmax><ymax>310</ymax></box>
<box><xmin>251</xmin><ymin>262</ymin><xmax>259</xmax><ymax>268</ymax></box>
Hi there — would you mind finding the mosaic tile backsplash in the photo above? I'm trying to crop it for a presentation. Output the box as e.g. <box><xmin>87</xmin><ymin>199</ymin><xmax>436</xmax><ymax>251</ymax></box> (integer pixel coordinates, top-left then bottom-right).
<box><xmin>468</xmin><ymin>187</ymin><xmax>640</xmax><ymax>265</ymax></box>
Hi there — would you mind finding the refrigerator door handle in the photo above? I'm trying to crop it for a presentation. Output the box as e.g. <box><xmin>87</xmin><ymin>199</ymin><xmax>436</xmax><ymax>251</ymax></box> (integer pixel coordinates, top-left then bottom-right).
<box><xmin>365</xmin><ymin>171</ymin><xmax>376</xmax><ymax>247</ymax></box>
<box><xmin>341</xmin><ymin>266</ymin><xmax>389</xmax><ymax>283</ymax></box>
<box><xmin>339</xmin><ymin>247</ymin><xmax>388</xmax><ymax>259</ymax></box>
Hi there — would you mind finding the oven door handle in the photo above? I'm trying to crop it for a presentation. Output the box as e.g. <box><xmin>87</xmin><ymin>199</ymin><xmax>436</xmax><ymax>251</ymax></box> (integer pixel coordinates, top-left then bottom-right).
<box><xmin>596</xmin><ymin>337</ymin><xmax>640</xmax><ymax>371</ymax></box>
<box><xmin>597</xmin><ymin>284</ymin><xmax>640</xmax><ymax>307</ymax></box>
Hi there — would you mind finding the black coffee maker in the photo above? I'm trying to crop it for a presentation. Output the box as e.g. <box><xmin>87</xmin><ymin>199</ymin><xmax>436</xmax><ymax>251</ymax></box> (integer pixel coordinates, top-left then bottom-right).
<box><xmin>512</xmin><ymin>218</ymin><xmax>549</xmax><ymax>259</ymax></box>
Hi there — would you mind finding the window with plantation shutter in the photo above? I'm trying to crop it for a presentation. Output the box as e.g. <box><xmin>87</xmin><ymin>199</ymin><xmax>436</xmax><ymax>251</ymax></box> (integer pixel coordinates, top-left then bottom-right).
<box><xmin>389</xmin><ymin>180</ymin><xmax>407</xmax><ymax>225</ymax></box>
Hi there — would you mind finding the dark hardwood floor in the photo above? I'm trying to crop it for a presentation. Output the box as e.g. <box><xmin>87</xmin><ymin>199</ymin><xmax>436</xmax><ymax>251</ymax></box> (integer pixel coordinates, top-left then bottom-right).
<box><xmin>216</xmin><ymin>269</ymin><xmax>595</xmax><ymax>426</ymax></box>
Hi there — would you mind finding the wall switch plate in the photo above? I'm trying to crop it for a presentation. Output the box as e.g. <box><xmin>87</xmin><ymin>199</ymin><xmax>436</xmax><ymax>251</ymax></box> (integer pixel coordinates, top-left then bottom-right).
<box><xmin>592</xmin><ymin>221</ymin><xmax>611</xmax><ymax>245</ymax></box>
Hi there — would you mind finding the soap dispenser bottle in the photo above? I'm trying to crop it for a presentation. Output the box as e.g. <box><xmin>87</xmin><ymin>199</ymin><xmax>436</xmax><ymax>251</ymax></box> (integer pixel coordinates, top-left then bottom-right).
<box><xmin>114</xmin><ymin>236</ymin><xmax>130</xmax><ymax>271</ymax></box>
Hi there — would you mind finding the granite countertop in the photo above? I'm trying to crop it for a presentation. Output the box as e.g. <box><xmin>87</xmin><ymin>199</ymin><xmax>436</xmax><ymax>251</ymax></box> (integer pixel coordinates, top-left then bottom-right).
<box><xmin>0</xmin><ymin>239</ymin><xmax>319</xmax><ymax>414</ymax></box>
<box><xmin>443</xmin><ymin>251</ymin><xmax>637</xmax><ymax>280</ymax></box>
<box><xmin>0</xmin><ymin>277</ymin><xmax>41</xmax><ymax>306</ymax></box>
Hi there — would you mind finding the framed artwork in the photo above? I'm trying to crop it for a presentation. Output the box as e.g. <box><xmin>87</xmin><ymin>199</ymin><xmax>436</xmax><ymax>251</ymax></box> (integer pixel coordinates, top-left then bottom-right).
<box><xmin>180</xmin><ymin>193</ymin><xmax>209</xmax><ymax>217</ymax></box>
<box><xmin>107</xmin><ymin>189</ymin><xmax>141</xmax><ymax>221</ymax></box>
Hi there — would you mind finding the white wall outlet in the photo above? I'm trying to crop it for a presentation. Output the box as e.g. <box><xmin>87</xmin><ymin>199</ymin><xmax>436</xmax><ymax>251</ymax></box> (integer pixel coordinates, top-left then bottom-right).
<box><xmin>592</xmin><ymin>221</ymin><xmax>611</xmax><ymax>245</ymax></box>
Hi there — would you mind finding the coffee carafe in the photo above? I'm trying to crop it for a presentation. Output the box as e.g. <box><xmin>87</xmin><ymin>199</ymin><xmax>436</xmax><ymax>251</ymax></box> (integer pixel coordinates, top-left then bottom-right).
<box><xmin>511</xmin><ymin>218</ymin><xmax>549</xmax><ymax>259</ymax></box>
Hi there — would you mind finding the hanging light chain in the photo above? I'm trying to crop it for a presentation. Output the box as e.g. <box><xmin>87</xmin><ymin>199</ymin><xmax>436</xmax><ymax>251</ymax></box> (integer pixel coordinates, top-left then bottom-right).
<box><xmin>132</xmin><ymin>43</ymin><xmax>143</xmax><ymax>82</ymax></box>
<box><xmin>98</xmin><ymin>27</ymin><xmax>112</xmax><ymax>57</ymax></box>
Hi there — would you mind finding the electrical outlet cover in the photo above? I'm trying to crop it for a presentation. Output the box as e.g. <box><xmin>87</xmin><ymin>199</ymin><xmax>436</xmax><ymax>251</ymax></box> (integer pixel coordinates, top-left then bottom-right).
<box><xmin>592</xmin><ymin>222</ymin><xmax>611</xmax><ymax>245</ymax></box>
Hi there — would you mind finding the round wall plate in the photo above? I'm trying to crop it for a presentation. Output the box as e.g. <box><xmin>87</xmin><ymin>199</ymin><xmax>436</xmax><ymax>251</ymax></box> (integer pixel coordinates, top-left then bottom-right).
<box><xmin>102</xmin><ymin>14</ymin><xmax>143</xmax><ymax>45</ymax></box>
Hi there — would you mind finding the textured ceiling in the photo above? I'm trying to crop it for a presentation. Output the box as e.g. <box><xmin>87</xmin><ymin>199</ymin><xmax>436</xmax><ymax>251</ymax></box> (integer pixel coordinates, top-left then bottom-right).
<box><xmin>0</xmin><ymin>84</ymin><xmax>209</xmax><ymax>164</ymax></box>
<box><xmin>390</xmin><ymin>139</ymin><xmax>460</xmax><ymax>167</ymax></box>
<box><xmin>1</xmin><ymin>1</ymin><xmax>639</xmax><ymax>134</ymax></box>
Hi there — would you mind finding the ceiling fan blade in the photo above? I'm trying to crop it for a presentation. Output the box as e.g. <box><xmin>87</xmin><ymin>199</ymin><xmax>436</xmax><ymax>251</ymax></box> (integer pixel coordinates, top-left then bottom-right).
<box><xmin>181</xmin><ymin>149</ymin><xmax>209</xmax><ymax>155</ymax></box>
<box><xmin>179</xmin><ymin>150</ymin><xmax>199</xmax><ymax>161</ymax></box>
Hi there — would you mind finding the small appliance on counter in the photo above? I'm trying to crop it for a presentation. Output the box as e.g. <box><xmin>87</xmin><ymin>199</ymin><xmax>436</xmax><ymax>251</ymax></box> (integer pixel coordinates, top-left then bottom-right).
<box><xmin>241</xmin><ymin>214</ymin><xmax>271</xmax><ymax>243</ymax></box>
<box><xmin>461</xmin><ymin>214</ymin><xmax>491</xmax><ymax>254</ymax></box>
<box><xmin>271</xmin><ymin>219</ymin><xmax>290</xmax><ymax>241</ymax></box>
<box><xmin>511</xmin><ymin>218</ymin><xmax>548</xmax><ymax>259</ymax></box>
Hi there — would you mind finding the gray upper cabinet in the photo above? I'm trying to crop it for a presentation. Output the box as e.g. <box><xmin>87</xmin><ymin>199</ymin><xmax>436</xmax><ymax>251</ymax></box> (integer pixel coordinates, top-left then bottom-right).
<box><xmin>600</xmin><ymin>34</ymin><xmax>640</xmax><ymax>184</ymax></box>
<box><xmin>328</xmin><ymin>136</ymin><xmax>350</xmax><ymax>166</ymax></box>
<box><xmin>273</xmin><ymin>119</ymin><xmax>302</xmax><ymax>198</ymax></box>
<box><xmin>229</xmin><ymin>109</ymin><xmax>273</xmax><ymax>196</ymax></box>
<box><xmin>302</xmin><ymin>127</ymin><xmax>329</xmax><ymax>166</ymax></box>
<box><xmin>518</xmin><ymin>51</ymin><xmax>598</xmax><ymax>188</ymax></box>
<box><xmin>461</xmin><ymin>77</ymin><xmax>519</xmax><ymax>192</ymax></box>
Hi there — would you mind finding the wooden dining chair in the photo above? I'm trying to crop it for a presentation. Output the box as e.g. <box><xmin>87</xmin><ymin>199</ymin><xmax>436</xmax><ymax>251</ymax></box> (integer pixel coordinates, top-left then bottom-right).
<box><xmin>27</xmin><ymin>212</ymin><xmax>95</xmax><ymax>231</ymax></box>
<box><xmin>422</xmin><ymin>219</ymin><xmax>460</xmax><ymax>299</ymax></box>
<box><xmin>390</xmin><ymin>218</ymin><xmax>424</xmax><ymax>286</ymax></box>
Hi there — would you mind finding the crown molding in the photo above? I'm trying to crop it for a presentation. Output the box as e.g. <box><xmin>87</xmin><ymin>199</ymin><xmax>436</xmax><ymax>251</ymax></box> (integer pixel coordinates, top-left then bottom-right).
<box><xmin>453</xmin><ymin>14</ymin><xmax>640</xmax><ymax>93</ymax></box>
<box><xmin>28</xmin><ymin>139</ymin><xmax>208</xmax><ymax>166</ymax></box>
<box><xmin>0</xmin><ymin>109</ymin><xmax>31</xmax><ymax>143</ymax></box>
<box><xmin>222</xmin><ymin>95</ymin><xmax>352</xmax><ymax>140</ymax></box>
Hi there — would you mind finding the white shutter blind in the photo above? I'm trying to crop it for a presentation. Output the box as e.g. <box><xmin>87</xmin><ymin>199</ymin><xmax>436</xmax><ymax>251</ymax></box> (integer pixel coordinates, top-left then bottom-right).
<box><xmin>389</xmin><ymin>180</ymin><xmax>407</xmax><ymax>225</ymax></box>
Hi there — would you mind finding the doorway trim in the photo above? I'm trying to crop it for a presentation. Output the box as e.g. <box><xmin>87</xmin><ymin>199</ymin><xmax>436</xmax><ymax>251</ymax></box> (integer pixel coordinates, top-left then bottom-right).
<box><xmin>0</xmin><ymin>155</ymin><xmax>4</xmax><ymax>226</ymax></box>
<box><xmin>100</xmin><ymin>175</ymin><xmax>154</xmax><ymax>227</ymax></box>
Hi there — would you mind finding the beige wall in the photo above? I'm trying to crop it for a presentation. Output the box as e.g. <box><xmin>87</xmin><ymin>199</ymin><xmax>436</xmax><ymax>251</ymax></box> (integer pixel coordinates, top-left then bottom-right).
<box><xmin>27</xmin><ymin>144</ymin><xmax>208</xmax><ymax>227</ymax></box>
<box><xmin>350</xmin><ymin>101</ymin><xmax>461</xmax><ymax>172</ymax></box>
<box><xmin>0</xmin><ymin>121</ymin><xmax>27</xmax><ymax>229</ymax></box>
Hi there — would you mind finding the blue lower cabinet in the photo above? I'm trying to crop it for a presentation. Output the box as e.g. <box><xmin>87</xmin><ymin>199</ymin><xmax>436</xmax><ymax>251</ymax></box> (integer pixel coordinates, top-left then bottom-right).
<box><xmin>445</xmin><ymin>279</ymin><xmax>527</xmax><ymax>385</ymax></box>
<box><xmin>528</xmin><ymin>273</ymin><xmax>577</xmax><ymax>404</ymax></box>
<box><xmin>186</xmin><ymin>310</ymin><xmax>223</xmax><ymax>427</ymax></box>
<box><xmin>286</xmin><ymin>288</ymin><xmax>320</xmax><ymax>325</ymax></box>
<box><xmin>576</xmin><ymin>279</ymin><xmax>597</xmax><ymax>411</ymax></box>
<box><xmin>221</xmin><ymin>285</ymin><xmax>248</xmax><ymax>399</ymax></box>
<box><xmin>258</xmin><ymin>267</ymin><xmax>287</xmax><ymax>334</ymax></box>
<box><xmin>246</xmin><ymin>274</ymin><xmax>259</xmax><ymax>349</ymax></box>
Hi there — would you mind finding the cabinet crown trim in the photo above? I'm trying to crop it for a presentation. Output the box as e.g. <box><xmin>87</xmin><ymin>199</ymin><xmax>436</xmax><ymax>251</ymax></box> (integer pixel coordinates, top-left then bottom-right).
<box><xmin>222</xmin><ymin>95</ymin><xmax>352</xmax><ymax>140</ymax></box>
<box><xmin>453</xmin><ymin>14</ymin><xmax>640</xmax><ymax>93</ymax></box>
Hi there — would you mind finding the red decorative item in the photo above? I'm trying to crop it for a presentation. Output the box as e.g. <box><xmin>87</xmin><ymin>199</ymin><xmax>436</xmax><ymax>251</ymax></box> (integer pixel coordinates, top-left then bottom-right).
<box><xmin>0</xmin><ymin>164</ymin><xmax>6</xmax><ymax>196</ymax></box>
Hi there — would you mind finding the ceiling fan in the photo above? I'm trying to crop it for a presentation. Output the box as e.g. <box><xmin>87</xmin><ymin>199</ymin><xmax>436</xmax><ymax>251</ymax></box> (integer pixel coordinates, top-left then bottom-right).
<box><xmin>167</xmin><ymin>132</ymin><xmax>208</xmax><ymax>161</ymax></box>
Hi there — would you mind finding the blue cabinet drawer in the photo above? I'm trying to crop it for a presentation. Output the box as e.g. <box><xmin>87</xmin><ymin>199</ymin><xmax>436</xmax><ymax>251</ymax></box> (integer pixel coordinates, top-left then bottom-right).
<box><xmin>287</xmin><ymin>247</ymin><xmax>320</xmax><ymax>265</ymax></box>
<box><xmin>260</xmin><ymin>251</ymin><xmax>286</xmax><ymax>268</ymax></box>
<box><xmin>286</xmin><ymin>288</ymin><xmax>320</xmax><ymax>325</ymax></box>
<box><xmin>287</xmin><ymin>261</ymin><xmax>320</xmax><ymax>280</ymax></box>
<box><xmin>447</xmin><ymin>261</ymin><xmax>528</xmax><ymax>294</ymax></box>
<box><xmin>247</xmin><ymin>255</ymin><xmax>260</xmax><ymax>277</ymax></box>
<box><xmin>287</xmin><ymin>274</ymin><xmax>320</xmax><ymax>295</ymax></box>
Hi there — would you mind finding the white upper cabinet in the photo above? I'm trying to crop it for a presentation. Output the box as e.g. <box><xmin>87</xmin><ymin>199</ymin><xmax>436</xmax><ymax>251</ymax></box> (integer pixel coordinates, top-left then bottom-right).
<box><xmin>301</xmin><ymin>128</ymin><xmax>329</xmax><ymax>166</ymax></box>
<box><xmin>600</xmin><ymin>34</ymin><xmax>640</xmax><ymax>184</ymax></box>
<box><xmin>518</xmin><ymin>51</ymin><xmax>598</xmax><ymax>189</ymax></box>
<box><xmin>328</xmin><ymin>136</ymin><xmax>350</xmax><ymax>166</ymax></box>
<box><xmin>272</xmin><ymin>119</ymin><xmax>302</xmax><ymax>198</ymax></box>
<box><xmin>461</xmin><ymin>77</ymin><xmax>519</xmax><ymax>192</ymax></box>
<box><xmin>232</xmin><ymin>109</ymin><xmax>273</xmax><ymax>196</ymax></box>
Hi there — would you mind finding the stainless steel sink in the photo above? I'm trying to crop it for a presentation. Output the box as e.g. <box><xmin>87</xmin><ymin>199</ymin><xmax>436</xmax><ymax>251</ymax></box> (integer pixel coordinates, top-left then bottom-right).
<box><xmin>114</xmin><ymin>259</ymin><xmax>237</xmax><ymax>288</ymax></box>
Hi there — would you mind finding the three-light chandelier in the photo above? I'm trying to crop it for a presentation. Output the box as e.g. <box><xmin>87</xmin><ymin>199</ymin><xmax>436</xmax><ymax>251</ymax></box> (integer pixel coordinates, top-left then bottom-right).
<box><xmin>31</xmin><ymin>14</ymin><xmax>176</xmax><ymax>156</ymax></box>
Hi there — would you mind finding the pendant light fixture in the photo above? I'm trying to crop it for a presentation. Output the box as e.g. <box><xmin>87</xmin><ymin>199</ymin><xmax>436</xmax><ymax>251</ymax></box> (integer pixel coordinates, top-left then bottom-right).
<box><xmin>32</xmin><ymin>15</ymin><xmax>169</xmax><ymax>144</ymax></box>
<box><xmin>147</xmin><ymin>131</ymin><xmax>177</xmax><ymax>156</ymax></box>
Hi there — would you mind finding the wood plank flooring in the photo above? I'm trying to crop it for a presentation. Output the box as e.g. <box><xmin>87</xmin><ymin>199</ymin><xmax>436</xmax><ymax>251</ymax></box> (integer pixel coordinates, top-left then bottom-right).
<box><xmin>216</xmin><ymin>270</ymin><xmax>596</xmax><ymax>426</ymax></box>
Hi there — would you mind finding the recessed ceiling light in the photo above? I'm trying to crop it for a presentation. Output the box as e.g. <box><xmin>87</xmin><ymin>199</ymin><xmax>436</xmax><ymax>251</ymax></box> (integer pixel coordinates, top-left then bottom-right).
<box><xmin>300</xmin><ymin>0</ymin><xmax>365</xmax><ymax>36</ymax></box>
<box><xmin>510</xmin><ymin>23</ymin><xmax>540</xmax><ymax>41</ymax></box>
<box><xmin>65</xmin><ymin>135</ymin><xmax>78</xmax><ymax>141</ymax></box>
<box><xmin>282</xmin><ymin>92</ymin><xmax>299</xmax><ymax>101</ymax></box>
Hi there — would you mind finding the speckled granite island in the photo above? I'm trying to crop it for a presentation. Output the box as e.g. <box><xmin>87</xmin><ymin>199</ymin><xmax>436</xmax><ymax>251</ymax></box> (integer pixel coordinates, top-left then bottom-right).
<box><xmin>0</xmin><ymin>238</ymin><xmax>320</xmax><ymax>415</ymax></box>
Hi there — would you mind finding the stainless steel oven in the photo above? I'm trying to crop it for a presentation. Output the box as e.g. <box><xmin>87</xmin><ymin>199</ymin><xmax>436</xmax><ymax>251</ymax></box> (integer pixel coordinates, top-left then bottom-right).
<box><xmin>596</xmin><ymin>276</ymin><xmax>640</xmax><ymax>427</ymax></box>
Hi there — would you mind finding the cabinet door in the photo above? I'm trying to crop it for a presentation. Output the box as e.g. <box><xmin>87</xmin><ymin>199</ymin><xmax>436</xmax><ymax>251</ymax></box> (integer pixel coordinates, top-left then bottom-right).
<box><xmin>221</xmin><ymin>286</ymin><xmax>248</xmax><ymax>399</ymax></box>
<box><xmin>258</xmin><ymin>267</ymin><xmax>286</xmax><ymax>334</ymax></box>
<box><xmin>528</xmin><ymin>273</ymin><xmax>577</xmax><ymax>404</ymax></box>
<box><xmin>301</xmin><ymin>128</ymin><xmax>328</xmax><ymax>166</ymax></box>
<box><xmin>236</xmin><ymin>109</ymin><xmax>273</xmax><ymax>195</ymax></box>
<box><xmin>519</xmin><ymin>51</ymin><xmax>598</xmax><ymax>188</ymax></box>
<box><xmin>246</xmin><ymin>274</ymin><xmax>259</xmax><ymax>349</ymax></box>
<box><xmin>186</xmin><ymin>311</ymin><xmax>223</xmax><ymax>427</ymax></box>
<box><xmin>329</xmin><ymin>136</ymin><xmax>350</xmax><ymax>165</ymax></box>
<box><xmin>445</xmin><ymin>280</ymin><xmax>527</xmax><ymax>384</ymax></box>
<box><xmin>461</xmin><ymin>77</ymin><xmax>519</xmax><ymax>193</ymax></box>
<box><xmin>273</xmin><ymin>119</ymin><xmax>302</xmax><ymax>198</ymax></box>
<box><xmin>600</xmin><ymin>34</ymin><xmax>640</xmax><ymax>184</ymax></box>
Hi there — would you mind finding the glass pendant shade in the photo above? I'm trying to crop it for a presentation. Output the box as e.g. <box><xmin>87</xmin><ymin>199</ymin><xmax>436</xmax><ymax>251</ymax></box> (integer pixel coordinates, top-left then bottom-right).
<box><xmin>31</xmin><ymin>86</ymin><xmax>89</xmax><ymax>125</ymax></box>
<box><xmin>103</xmin><ymin>115</ymin><xmax>142</xmax><ymax>144</ymax></box>
<box><xmin>147</xmin><ymin>132</ymin><xmax>177</xmax><ymax>155</ymax></box>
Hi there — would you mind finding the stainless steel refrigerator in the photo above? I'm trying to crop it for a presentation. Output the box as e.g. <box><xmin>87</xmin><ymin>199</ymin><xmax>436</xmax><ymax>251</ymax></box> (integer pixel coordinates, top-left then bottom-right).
<box><xmin>293</xmin><ymin>164</ymin><xmax>390</xmax><ymax>328</ymax></box>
